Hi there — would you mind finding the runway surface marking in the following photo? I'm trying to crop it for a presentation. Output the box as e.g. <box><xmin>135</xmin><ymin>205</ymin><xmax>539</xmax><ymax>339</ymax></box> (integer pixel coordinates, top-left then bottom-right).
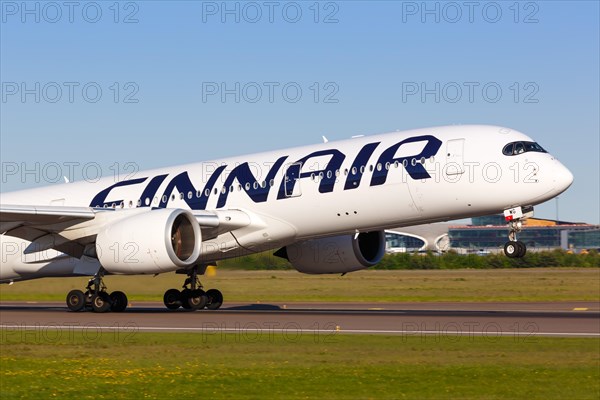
<box><xmin>1</xmin><ymin>324</ymin><xmax>599</xmax><ymax>338</ymax></box>
<box><xmin>1</xmin><ymin>301</ymin><xmax>598</xmax><ymax>338</ymax></box>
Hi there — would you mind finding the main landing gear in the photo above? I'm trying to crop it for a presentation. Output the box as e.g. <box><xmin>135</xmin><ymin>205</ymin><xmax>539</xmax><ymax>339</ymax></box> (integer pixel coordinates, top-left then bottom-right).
<box><xmin>66</xmin><ymin>270</ymin><xmax>128</xmax><ymax>313</ymax></box>
<box><xmin>503</xmin><ymin>206</ymin><xmax>533</xmax><ymax>258</ymax></box>
<box><xmin>163</xmin><ymin>265</ymin><xmax>223</xmax><ymax>311</ymax></box>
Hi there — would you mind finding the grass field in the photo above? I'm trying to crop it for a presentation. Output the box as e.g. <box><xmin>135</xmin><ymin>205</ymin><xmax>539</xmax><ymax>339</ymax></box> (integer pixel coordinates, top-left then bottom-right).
<box><xmin>1</xmin><ymin>268</ymin><xmax>599</xmax><ymax>303</ymax></box>
<box><xmin>0</xmin><ymin>332</ymin><xmax>598</xmax><ymax>399</ymax></box>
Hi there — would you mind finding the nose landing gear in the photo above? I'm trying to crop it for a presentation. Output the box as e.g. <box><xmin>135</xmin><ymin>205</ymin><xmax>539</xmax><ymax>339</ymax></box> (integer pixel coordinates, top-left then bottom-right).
<box><xmin>503</xmin><ymin>206</ymin><xmax>533</xmax><ymax>258</ymax></box>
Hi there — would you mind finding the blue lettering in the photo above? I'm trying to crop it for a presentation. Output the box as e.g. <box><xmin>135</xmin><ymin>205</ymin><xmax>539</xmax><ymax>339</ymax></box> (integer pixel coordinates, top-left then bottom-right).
<box><xmin>89</xmin><ymin>178</ymin><xmax>147</xmax><ymax>207</ymax></box>
<box><xmin>371</xmin><ymin>135</ymin><xmax>442</xmax><ymax>185</ymax></box>
<box><xmin>216</xmin><ymin>156</ymin><xmax>287</xmax><ymax>208</ymax></box>
<box><xmin>344</xmin><ymin>142</ymin><xmax>380</xmax><ymax>190</ymax></box>
<box><xmin>278</xmin><ymin>149</ymin><xmax>345</xmax><ymax>199</ymax></box>
<box><xmin>159</xmin><ymin>166</ymin><xmax>226</xmax><ymax>210</ymax></box>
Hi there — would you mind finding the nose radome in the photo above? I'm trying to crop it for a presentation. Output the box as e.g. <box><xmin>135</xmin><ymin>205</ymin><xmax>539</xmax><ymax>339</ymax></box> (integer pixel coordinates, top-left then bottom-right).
<box><xmin>553</xmin><ymin>161</ymin><xmax>574</xmax><ymax>194</ymax></box>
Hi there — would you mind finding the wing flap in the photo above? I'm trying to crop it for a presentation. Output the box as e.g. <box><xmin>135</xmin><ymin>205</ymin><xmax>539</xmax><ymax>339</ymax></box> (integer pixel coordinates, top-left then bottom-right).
<box><xmin>1</xmin><ymin>204</ymin><xmax>96</xmax><ymax>232</ymax></box>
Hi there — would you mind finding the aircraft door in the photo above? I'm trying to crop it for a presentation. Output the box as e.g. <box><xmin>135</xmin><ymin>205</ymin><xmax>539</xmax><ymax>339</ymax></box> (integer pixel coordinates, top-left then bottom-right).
<box><xmin>445</xmin><ymin>138</ymin><xmax>465</xmax><ymax>175</ymax></box>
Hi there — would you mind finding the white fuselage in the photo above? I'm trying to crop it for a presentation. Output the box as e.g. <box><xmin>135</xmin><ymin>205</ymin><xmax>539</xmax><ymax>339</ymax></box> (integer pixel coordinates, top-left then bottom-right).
<box><xmin>0</xmin><ymin>125</ymin><xmax>573</xmax><ymax>282</ymax></box>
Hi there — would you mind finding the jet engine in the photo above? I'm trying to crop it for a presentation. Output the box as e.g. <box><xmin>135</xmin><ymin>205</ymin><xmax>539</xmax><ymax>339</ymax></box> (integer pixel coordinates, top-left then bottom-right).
<box><xmin>275</xmin><ymin>231</ymin><xmax>386</xmax><ymax>274</ymax></box>
<box><xmin>95</xmin><ymin>209</ymin><xmax>201</xmax><ymax>274</ymax></box>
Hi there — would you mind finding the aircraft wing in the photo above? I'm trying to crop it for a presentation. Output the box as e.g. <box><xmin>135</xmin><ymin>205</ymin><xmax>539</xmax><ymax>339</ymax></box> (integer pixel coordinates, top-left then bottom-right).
<box><xmin>0</xmin><ymin>204</ymin><xmax>97</xmax><ymax>233</ymax></box>
<box><xmin>0</xmin><ymin>204</ymin><xmax>253</xmax><ymax>256</ymax></box>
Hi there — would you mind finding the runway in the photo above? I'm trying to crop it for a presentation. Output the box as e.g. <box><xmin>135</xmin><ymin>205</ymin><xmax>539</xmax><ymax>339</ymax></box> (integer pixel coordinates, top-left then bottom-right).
<box><xmin>1</xmin><ymin>301</ymin><xmax>599</xmax><ymax>339</ymax></box>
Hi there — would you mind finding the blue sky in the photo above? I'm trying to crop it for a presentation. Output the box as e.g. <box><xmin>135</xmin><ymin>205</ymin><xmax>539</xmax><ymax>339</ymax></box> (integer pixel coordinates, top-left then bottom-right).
<box><xmin>1</xmin><ymin>1</ymin><xmax>599</xmax><ymax>223</ymax></box>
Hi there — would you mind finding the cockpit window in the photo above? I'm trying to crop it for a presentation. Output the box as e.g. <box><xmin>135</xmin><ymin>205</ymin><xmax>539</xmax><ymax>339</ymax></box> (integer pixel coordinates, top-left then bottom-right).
<box><xmin>514</xmin><ymin>142</ymin><xmax>525</xmax><ymax>154</ymax></box>
<box><xmin>502</xmin><ymin>141</ymin><xmax>547</xmax><ymax>156</ymax></box>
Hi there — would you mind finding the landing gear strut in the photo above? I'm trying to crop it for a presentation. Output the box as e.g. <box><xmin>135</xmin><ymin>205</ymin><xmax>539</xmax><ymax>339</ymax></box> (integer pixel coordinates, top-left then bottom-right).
<box><xmin>66</xmin><ymin>270</ymin><xmax>128</xmax><ymax>313</ymax></box>
<box><xmin>163</xmin><ymin>265</ymin><xmax>223</xmax><ymax>311</ymax></box>
<box><xmin>503</xmin><ymin>206</ymin><xmax>533</xmax><ymax>258</ymax></box>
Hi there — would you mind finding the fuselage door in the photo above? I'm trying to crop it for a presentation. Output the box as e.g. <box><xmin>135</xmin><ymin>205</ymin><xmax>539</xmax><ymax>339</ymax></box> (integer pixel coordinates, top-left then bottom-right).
<box><xmin>284</xmin><ymin>163</ymin><xmax>302</xmax><ymax>197</ymax></box>
<box><xmin>445</xmin><ymin>138</ymin><xmax>465</xmax><ymax>175</ymax></box>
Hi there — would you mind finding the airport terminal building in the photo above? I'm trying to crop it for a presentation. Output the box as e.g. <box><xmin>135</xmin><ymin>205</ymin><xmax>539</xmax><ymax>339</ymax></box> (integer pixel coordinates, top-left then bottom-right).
<box><xmin>386</xmin><ymin>215</ymin><xmax>600</xmax><ymax>253</ymax></box>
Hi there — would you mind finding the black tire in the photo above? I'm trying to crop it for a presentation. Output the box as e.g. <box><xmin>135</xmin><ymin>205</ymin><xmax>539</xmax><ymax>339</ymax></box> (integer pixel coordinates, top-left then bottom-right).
<box><xmin>110</xmin><ymin>291</ymin><xmax>128</xmax><ymax>312</ymax></box>
<box><xmin>163</xmin><ymin>289</ymin><xmax>181</xmax><ymax>310</ymax></box>
<box><xmin>83</xmin><ymin>290</ymin><xmax>93</xmax><ymax>310</ymax></box>
<box><xmin>66</xmin><ymin>290</ymin><xmax>85</xmax><ymax>312</ymax></box>
<box><xmin>180</xmin><ymin>289</ymin><xmax>192</xmax><ymax>309</ymax></box>
<box><xmin>91</xmin><ymin>292</ymin><xmax>111</xmax><ymax>313</ymax></box>
<box><xmin>504</xmin><ymin>241</ymin><xmax>518</xmax><ymax>258</ymax></box>
<box><xmin>516</xmin><ymin>241</ymin><xmax>527</xmax><ymax>258</ymax></box>
<box><xmin>186</xmin><ymin>289</ymin><xmax>208</xmax><ymax>310</ymax></box>
<box><xmin>205</xmin><ymin>289</ymin><xmax>223</xmax><ymax>310</ymax></box>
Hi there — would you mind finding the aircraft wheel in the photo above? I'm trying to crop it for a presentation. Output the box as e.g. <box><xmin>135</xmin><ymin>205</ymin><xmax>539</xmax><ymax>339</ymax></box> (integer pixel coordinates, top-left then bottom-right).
<box><xmin>205</xmin><ymin>289</ymin><xmax>223</xmax><ymax>310</ymax></box>
<box><xmin>163</xmin><ymin>289</ymin><xmax>181</xmax><ymax>310</ymax></box>
<box><xmin>180</xmin><ymin>289</ymin><xmax>192</xmax><ymax>309</ymax></box>
<box><xmin>110</xmin><ymin>291</ymin><xmax>128</xmax><ymax>312</ymax></box>
<box><xmin>504</xmin><ymin>241</ymin><xmax>518</xmax><ymax>258</ymax></box>
<box><xmin>66</xmin><ymin>290</ymin><xmax>86</xmax><ymax>312</ymax></box>
<box><xmin>186</xmin><ymin>289</ymin><xmax>208</xmax><ymax>310</ymax></box>
<box><xmin>91</xmin><ymin>292</ymin><xmax>111</xmax><ymax>313</ymax></box>
<box><xmin>515</xmin><ymin>241</ymin><xmax>527</xmax><ymax>258</ymax></box>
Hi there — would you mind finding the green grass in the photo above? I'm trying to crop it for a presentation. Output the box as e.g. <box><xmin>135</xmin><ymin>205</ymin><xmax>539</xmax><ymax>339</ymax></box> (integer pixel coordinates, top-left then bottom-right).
<box><xmin>1</xmin><ymin>268</ymin><xmax>599</xmax><ymax>303</ymax></box>
<box><xmin>0</xmin><ymin>332</ymin><xmax>598</xmax><ymax>399</ymax></box>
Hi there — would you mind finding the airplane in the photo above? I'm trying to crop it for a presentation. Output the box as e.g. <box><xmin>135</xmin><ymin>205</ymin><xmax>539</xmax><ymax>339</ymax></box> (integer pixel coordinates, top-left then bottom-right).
<box><xmin>0</xmin><ymin>125</ymin><xmax>573</xmax><ymax>312</ymax></box>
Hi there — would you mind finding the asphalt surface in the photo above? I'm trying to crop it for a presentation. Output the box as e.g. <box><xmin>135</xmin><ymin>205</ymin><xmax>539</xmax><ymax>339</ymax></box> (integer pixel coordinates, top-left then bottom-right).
<box><xmin>1</xmin><ymin>301</ymin><xmax>598</xmax><ymax>338</ymax></box>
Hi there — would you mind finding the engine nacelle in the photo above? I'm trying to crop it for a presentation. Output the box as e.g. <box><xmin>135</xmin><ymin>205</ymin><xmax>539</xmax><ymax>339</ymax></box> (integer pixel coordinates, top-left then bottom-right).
<box><xmin>96</xmin><ymin>209</ymin><xmax>201</xmax><ymax>274</ymax></box>
<box><xmin>276</xmin><ymin>231</ymin><xmax>386</xmax><ymax>274</ymax></box>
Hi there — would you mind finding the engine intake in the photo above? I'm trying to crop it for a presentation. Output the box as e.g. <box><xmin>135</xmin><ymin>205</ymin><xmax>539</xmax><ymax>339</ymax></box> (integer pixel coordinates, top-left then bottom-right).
<box><xmin>96</xmin><ymin>209</ymin><xmax>201</xmax><ymax>274</ymax></box>
<box><xmin>275</xmin><ymin>231</ymin><xmax>386</xmax><ymax>274</ymax></box>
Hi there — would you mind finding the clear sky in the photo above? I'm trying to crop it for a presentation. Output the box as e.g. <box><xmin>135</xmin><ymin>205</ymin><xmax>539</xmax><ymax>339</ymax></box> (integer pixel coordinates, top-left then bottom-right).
<box><xmin>1</xmin><ymin>1</ymin><xmax>599</xmax><ymax>223</ymax></box>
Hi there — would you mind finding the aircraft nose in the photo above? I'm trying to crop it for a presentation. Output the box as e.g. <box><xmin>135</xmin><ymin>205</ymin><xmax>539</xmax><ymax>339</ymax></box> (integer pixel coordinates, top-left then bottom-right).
<box><xmin>553</xmin><ymin>161</ymin><xmax>574</xmax><ymax>194</ymax></box>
